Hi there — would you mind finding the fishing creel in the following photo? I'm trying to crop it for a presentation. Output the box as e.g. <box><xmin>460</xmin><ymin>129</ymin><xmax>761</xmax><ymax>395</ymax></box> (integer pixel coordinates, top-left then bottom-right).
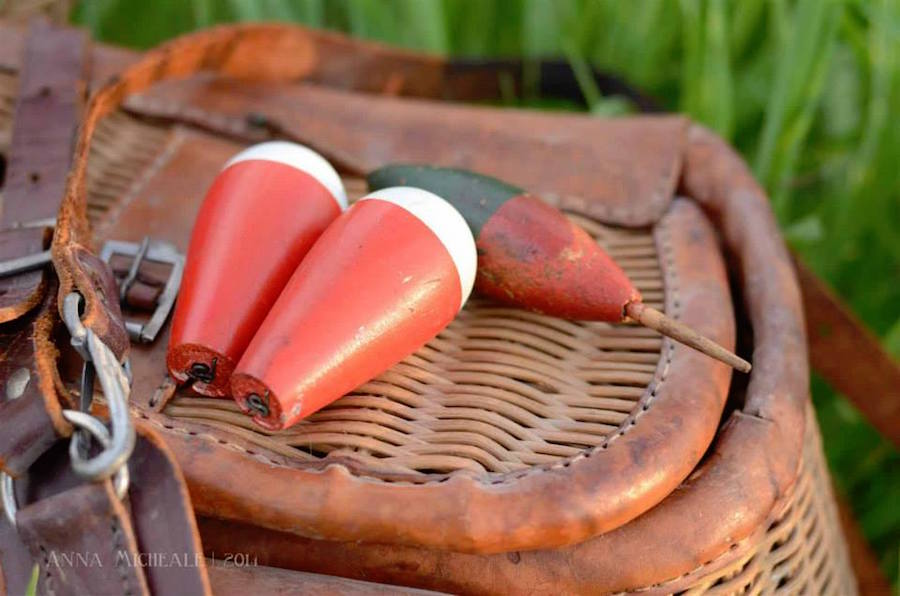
<box><xmin>0</xmin><ymin>20</ymin><xmax>856</xmax><ymax>595</ymax></box>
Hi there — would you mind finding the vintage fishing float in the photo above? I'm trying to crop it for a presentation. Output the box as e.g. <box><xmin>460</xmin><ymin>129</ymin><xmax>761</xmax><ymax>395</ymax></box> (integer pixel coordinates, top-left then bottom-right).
<box><xmin>167</xmin><ymin>141</ymin><xmax>347</xmax><ymax>396</ymax></box>
<box><xmin>230</xmin><ymin>187</ymin><xmax>477</xmax><ymax>430</ymax></box>
<box><xmin>368</xmin><ymin>165</ymin><xmax>750</xmax><ymax>373</ymax></box>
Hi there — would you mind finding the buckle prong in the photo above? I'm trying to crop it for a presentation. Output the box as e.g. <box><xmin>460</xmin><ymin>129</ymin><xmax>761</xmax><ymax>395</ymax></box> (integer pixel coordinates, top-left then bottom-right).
<box><xmin>0</xmin><ymin>249</ymin><xmax>51</xmax><ymax>278</ymax></box>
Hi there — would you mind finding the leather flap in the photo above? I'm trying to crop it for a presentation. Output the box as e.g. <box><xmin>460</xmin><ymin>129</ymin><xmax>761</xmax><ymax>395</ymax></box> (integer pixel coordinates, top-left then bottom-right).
<box><xmin>126</xmin><ymin>76</ymin><xmax>687</xmax><ymax>227</ymax></box>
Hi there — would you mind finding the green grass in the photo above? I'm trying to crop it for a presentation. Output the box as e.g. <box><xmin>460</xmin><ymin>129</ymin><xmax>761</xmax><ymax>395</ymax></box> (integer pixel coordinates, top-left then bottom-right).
<box><xmin>70</xmin><ymin>0</ymin><xmax>900</xmax><ymax>588</ymax></box>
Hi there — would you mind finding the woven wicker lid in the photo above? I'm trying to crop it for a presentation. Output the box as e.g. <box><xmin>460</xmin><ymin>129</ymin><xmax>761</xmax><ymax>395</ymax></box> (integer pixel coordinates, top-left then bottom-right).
<box><xmin>72</xmin><ymin>101</ymin><xmax>740</xmax><ymax>551</ymax></box>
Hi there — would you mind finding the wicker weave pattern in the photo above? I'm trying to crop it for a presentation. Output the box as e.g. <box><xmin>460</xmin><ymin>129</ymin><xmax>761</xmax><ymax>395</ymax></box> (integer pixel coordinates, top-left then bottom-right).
<box><xmin>644</xmin><ymin>412</ymin><xmax>855</xmax><ymax>596</ymax></box>
<box><xmin>84</xmin><ymin>112</ymin><xmax>170</xmax><ymax>230</ymax></box>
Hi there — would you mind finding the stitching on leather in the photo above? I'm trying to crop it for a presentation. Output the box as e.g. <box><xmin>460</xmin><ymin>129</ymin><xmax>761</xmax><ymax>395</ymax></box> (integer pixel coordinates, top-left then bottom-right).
<box><xmin>110</xmin><ymin>517</ymin><xmax>132</xmax><ymax>596</ymax></box>
<box><xmin>39</xmin><ymin>544</ymin><xmax>56</xmax><ymax>596</ymax></box>
<box><xmin>141</xmin><ymin>212</ymin><xmax>682</xmax><ymax>486</ymax></box>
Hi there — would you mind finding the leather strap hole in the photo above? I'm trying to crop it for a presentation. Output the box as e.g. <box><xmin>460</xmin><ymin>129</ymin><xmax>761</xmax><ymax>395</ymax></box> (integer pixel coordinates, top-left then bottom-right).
<box><xmin>29</xmin><ymin>172</ymin><xmax>40</xmax><ymax>184</ymax></box>
<box><xmin>0</xmin><ymin>154</ymin><xmax>6</xmax><ymax>187</ymax></box>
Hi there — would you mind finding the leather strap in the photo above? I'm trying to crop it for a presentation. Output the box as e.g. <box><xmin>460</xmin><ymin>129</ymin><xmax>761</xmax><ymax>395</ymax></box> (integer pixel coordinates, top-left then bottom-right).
<box><xmin>1</xmin><ymin>428</ymin><xmax>211</xmax><ymax>596</ymax></box>
<box><xmin>0</xmin><ymin>20</ymin><xmax>88</xmax><ymax>323</ymax></box>
<box><xmin>795</xmin><ymin>256</ymin><xmax>900</xmax><ymax>448</ymax></box>
<box><xmin>125</xmin><ymin>429</ymin><xmax>211</xmax><ymax>595</ymax></box>
<box><xmin>0</xmin><ymin>282</ymin><xmax>72</xmax><ymax>478</ymax></box>
<box><xmin>0</xmin><ymin>21</ymin><xmax>208</xmax><ymax>596</ymax></box>
<box><xmin>0</xmin><ymin>20</ymin><xmax>90</xmax><ymax>479</ymax></box>
<box><xmin>18</xmin><ymin>482</ymin><xmax>151</xmax><ymax>596</ymax></box>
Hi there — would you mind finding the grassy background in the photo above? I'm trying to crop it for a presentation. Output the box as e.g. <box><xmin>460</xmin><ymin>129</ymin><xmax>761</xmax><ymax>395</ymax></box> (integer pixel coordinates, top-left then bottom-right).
<box><xmin>69</xmin><ymin>0</ymin><xmax>900</xmax><ymax>588</ymax></box>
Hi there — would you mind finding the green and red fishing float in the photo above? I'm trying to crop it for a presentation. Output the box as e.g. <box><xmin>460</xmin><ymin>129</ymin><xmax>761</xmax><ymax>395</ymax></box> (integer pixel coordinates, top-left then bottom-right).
<box><xmin>368</xmin><ymin>165</ymin><xmax>750</xmax><ymax>373</ymax></box>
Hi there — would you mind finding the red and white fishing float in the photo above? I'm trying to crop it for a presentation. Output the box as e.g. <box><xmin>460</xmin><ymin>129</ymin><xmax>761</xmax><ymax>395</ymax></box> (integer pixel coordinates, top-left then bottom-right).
<box><xmin>167</xmin><ymin>141</ymin><xmax>347</xmax><ymax>397</ymax></box>
<box><xmin>230</xmin><ymin>186</ymin><xmax>477</xmax><ymax>430</ymax></box>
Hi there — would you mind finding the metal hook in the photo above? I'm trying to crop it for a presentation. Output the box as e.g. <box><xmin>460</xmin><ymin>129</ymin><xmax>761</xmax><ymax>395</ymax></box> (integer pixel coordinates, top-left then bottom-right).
<box><xmin>1</xmin><ymin>409</ymin><xmax>129</xmax><ymax>528</ymax></box>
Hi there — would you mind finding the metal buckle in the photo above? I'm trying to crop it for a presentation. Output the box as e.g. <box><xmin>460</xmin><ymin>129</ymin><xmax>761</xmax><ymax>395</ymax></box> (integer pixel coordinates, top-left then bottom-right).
<box><xmin>100</xmin><ymin>237</ymin><xmax>184</xmax><ymax>344</ymax></box>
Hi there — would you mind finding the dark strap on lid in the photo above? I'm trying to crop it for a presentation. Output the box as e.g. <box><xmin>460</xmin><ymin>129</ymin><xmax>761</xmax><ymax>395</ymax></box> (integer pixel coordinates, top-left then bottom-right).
<box><xmin>0</xmin><ymin>20</ymin><xmax>89</xmax><ymax>323</ymax></box>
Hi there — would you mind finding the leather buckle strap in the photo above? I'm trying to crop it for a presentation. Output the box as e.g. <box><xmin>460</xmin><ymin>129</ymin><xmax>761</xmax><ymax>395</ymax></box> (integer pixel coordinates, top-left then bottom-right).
<box><xmin>100</xmin><ymin>238</ymin><xmax>184</xmax><ymax>344</ymax></box>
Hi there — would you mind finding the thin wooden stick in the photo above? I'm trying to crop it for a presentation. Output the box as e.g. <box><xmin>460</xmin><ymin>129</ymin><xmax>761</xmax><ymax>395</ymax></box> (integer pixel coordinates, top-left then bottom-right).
<box><xmin>625</xmin><ymin>302</ymin><xmax>751</xmax><ymax>373</ymax></box>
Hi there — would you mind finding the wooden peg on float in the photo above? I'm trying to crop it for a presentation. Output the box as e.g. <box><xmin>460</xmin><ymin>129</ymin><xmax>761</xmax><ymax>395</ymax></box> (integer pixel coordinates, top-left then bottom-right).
<box><xmin>368</xmin><ymin>165</ymin><xmax>750</xmax><ymax>373</ymax></box>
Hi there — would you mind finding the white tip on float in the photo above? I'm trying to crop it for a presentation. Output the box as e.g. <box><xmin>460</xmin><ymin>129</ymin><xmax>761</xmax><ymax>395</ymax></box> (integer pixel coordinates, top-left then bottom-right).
<box><xmin>361</xmin><ymin>187</ymin><xmax>477</xmax><ymax>309</ymax></box>
<box><xmin>225</xmin><ymin>141</ymin><xmax>348</xmax><ymax>210</ymax></box>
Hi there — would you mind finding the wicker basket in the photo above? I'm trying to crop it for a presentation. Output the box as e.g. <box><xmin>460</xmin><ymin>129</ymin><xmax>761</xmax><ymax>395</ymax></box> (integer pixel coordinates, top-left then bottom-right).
<box><xmin>0</xmin><ymin>23</ymin><xmax>858</xmax><ymax>594</ymax></box>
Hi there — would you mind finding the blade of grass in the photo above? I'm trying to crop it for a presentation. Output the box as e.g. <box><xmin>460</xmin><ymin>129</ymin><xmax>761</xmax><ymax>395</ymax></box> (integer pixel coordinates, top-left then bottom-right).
<box><xmin>679</xmin><ymin>0</ymin><xmax>734</xmax><ymax>139</ymax></box>
<box><xmin>754</xmin><ymin>0</ymin><xmax>841</xmax><ymax>193</ymax></box>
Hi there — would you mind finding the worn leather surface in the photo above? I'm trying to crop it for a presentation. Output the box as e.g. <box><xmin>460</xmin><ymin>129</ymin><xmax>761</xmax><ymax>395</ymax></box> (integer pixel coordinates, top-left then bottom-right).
<box><xmin>680</xmin><ymin>125</ymin><xmax>808</xmax><ymax>492</ymax></box>
<box><xmin>0</xmin><ymin>20</ymin><xmax>87</xmax><ymax>323</ymax></box>
<box><xmin>208</xmin><ymin>563</ymin><xmax>444</xmax><ymax>595</ymax></box>
<box><xmin>0</xmin><ymin>20</ymin><xmax>813</xmax><ymax>591</ymax></box>
<box><xmin>126</xmin><ymin>427</ymin><xmax>212</xmax><ymax>596</ymax></box>
<box><xmin>0</xmin><ymin>274</ymin><xmax>71</xmax><ymax>482</ymax></box>
<box><xmin>0</xmin><ymin>20</ymin><xmax>87</xmax><ymax>479</ymax></box>
<box><xmin>0</xmin><ymin>21</ymin><xmax>209</xmax><ymax>596</ymax></box>
<box><xmin>17</xmin><ymin>482</ymin><xmax>151</xmax><ymax>596</ymax></box>
<box><xmin>123</xmin><ymin>76</ymin><xmax>685</xmax><ymax>228</ymax></box>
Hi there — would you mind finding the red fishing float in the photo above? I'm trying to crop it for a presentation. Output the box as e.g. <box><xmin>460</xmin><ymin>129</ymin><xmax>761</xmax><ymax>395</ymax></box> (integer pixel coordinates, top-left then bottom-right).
<box><xmin>230</xmin><ymin>187</ymin><xmax>477</xmax><ymax>430</ymax></box>
<box><xmin>167</xmin><ymin>141</ymin><xmax>347</xmax><ymax>397</ymax></box>
<box><xmin>369</xmin><ymin>165</ymin><xmax>751</xmax><ymax>373</ymax></box>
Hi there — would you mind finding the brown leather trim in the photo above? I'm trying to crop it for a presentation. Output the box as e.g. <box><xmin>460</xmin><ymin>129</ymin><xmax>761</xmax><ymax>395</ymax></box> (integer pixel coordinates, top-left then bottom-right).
<box><xmin>123</xmin><ymin>76</ymin><xmax>685</xmax><ymax>227</ymax></box>
<box><xmin>126</xmin><ymin>427</ymin><xmax>212</xmax><ymax>596</ymax></box>
<box><xmin>17</xmin><ymin>482</ymin><xmax>151</xmax><ymax>596</ymax></box>
<box><xmin>795</xmin><ymin>255</ymin><xmax>900</xmax><ymax>448</ymax></box>
<box><xmin>128</xmin><ymin>197</ymin><xmax>732</xmax><ymax>554</ymax></box>
<box><xmin>190</xmin><ymin>412</ymin><xmax>786</xmax><ymax>594</ymax></box>
<box><xmin>680</xmin><ymin>125</ymin><xmax>808</xmax><ymax>491</ymax></box>
<box><xmin>192</xmin><ymin>406</ymin><xmax>817</xmax><ymax>595</ymax></box>
<box><xmin>208</xmin><ymin>563</ymin><xmax>445</xmax><ymax>595</ymax></box>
